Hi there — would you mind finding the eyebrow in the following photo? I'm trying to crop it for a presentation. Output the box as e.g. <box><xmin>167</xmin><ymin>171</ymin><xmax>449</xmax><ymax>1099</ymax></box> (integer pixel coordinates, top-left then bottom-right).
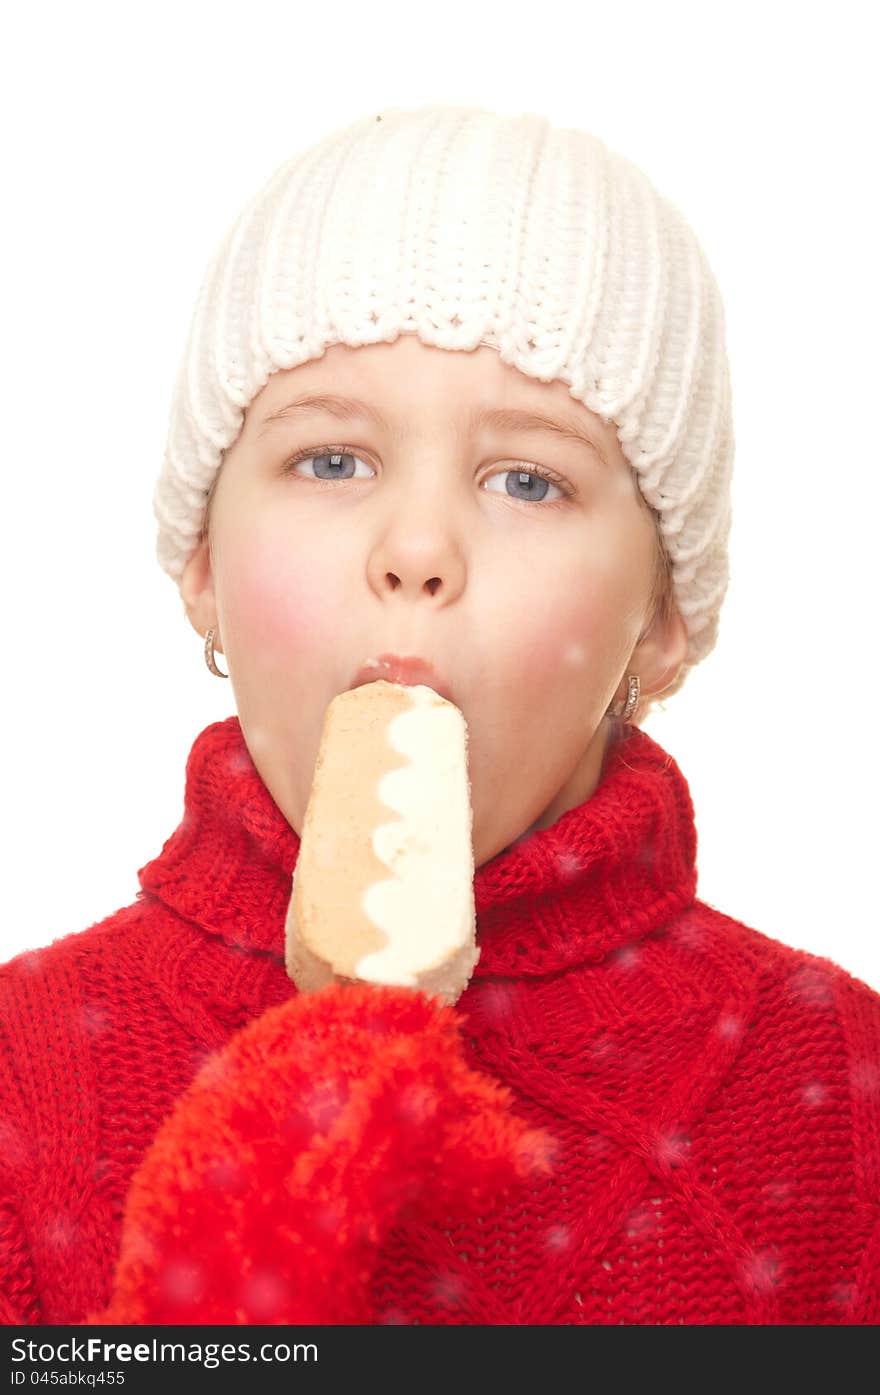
<box><xmin>256</xmin><ymin>392</ymin><xmax>608</xmax><ymax>465</ymax></box>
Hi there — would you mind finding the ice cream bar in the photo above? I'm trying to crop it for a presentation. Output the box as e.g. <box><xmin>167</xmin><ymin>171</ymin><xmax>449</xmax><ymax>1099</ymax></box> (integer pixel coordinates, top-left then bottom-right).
<box><xmin>285</xmin><ymin>679</ymin><xmax>479</xmax><ymax>1005</ymax></box>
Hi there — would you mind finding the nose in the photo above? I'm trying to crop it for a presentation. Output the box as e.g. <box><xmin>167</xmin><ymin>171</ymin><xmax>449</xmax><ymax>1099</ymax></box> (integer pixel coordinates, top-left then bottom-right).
<box><xmin>366</xmin><ymin>486</ymin><xmax>466</xmax><ymax>607</ymax></box>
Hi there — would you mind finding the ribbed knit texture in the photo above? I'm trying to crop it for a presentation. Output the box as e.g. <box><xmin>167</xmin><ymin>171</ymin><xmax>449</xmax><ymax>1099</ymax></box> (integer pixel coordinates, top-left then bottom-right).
<box><xmin>152</xmin><ymin>104</ymin><xmax>734</xmax><ymax>702</ymax></box>
<box><xmin>1</xmin><ymin>717</ymin><xmax>878</xmax><ymax>1324</ymax></box>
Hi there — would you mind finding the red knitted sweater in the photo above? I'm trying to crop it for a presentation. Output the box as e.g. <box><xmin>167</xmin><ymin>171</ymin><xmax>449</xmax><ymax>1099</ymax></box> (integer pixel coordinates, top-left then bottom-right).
<box><xmin>1</xmin><ymin>716</ymin><xmax>878</xmax><ymax>1325</ymax></box>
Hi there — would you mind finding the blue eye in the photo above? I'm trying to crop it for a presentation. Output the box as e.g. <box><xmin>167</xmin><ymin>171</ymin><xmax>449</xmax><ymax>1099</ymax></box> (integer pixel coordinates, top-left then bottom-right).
<box><xmin>486</xmin><ymin>469</ymin><xmax>561</xmax><ymax>503</ymax></box>
<box><xmin>285</xmin><ymin>448</ymin><xmax>366</xmax><ymax>482</ymax></box>
<box><xmin>282</xmin><ymin>445</ymin><xmax>572</xmax><ymax>504</ymax></box>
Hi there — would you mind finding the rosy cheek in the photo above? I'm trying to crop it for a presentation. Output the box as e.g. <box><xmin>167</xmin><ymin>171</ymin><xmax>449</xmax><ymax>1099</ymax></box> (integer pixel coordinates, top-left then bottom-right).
<box><xmin>220</xmin><ymin>535</ymin><xmax>339</xmax><ymax>655</ymax></box>
<box><xmin>551</xmin><ymin>582</ymin><xmax>637</xmax><ymax>680</ymax></box>
<box><xmin>520</xmin><ymin>589</ymin><xmax>603</xmax><ymax>677</ymax></box>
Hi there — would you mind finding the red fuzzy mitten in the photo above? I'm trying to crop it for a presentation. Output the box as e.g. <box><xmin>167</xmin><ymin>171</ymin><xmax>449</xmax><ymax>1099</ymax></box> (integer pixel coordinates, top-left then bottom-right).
<box><xmin>87</xmin><ymin>983</ymin><xmax>554</xmax><ymax>1324</ymax></box>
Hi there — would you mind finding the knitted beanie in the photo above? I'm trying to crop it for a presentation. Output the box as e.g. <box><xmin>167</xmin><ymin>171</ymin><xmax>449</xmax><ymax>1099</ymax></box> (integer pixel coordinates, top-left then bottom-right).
<box><xmin>153</xmin><ymin>104</ymin><xmax>734</xmax><ymax>702</ymax></box>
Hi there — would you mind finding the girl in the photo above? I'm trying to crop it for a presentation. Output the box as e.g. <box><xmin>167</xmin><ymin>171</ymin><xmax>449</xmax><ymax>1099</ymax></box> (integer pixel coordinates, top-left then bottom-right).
<box><xmin>1</xmin><ymin>105</ymin><xmax>877</xmax><ymax>1326</ymax></box>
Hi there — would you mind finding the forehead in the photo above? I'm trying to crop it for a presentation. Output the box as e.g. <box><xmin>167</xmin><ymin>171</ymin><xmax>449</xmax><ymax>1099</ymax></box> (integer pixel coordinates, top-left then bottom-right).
<box><xmin>247</xmin><ymin>333</ymin><xmax>621</xmax><ymax>455</ymax></box>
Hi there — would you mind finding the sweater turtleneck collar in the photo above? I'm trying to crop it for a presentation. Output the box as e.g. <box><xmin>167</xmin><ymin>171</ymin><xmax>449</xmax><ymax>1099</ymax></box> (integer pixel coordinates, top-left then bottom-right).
<box><xmin>138</xmin><ymin>714</ymin><xmax>698</xmax><ymax>978</ymax></box>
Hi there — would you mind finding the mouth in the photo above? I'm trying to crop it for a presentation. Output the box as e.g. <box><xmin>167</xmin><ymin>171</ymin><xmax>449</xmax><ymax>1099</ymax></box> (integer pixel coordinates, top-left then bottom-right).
<box><xmin>349</xmin><ymin>653</ymin><xmax>457</xmax><ymax>706</ymax></box>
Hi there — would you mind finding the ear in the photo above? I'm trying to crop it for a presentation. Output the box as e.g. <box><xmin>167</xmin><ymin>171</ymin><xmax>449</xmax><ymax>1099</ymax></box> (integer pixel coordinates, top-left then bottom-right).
<box><xmin>178</xmin><ymin>538</ymin><xmax>220</xmax><ymax>645</ymax></box>
<box><xmin>630</xmin><ymin>600</ymin><xmax>689</xmax><ymax>702</ymax></box>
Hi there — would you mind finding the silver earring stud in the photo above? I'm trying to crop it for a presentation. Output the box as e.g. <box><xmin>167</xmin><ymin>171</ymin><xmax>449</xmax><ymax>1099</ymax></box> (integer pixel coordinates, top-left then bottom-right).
<box><xmin>609</xmin><ymin>673</ymin><xmax>639</xmax><ymax>720</ymax></box>
<box><xmin>204</xmin><ymin>628</ymin><xmax>229</xmax><ymax>678</ymax></box>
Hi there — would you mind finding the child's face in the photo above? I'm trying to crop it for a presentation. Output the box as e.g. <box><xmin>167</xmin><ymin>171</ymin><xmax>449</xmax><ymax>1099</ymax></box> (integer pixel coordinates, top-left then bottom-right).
<box><xmin>180</xmin><ymin>334</ymin><xmax>684</xmax><ymax>867</ymax></box>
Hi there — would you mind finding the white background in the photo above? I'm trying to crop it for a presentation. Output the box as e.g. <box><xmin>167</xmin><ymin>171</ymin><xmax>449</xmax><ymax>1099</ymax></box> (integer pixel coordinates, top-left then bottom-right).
<box><xmin>2</xmin><ymin>0</ymin><xmax>878</xmax><ymax>989</ymax></box>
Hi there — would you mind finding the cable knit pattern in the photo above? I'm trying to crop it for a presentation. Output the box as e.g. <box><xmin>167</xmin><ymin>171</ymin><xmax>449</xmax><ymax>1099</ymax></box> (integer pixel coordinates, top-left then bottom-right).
<box><xmin>0</xmin><ymin>716</ymin><xmax>878</xmax><ymax>1324</ymax></box>
<box><xmin>152</xmin><ymin>104</ymin><xmax>735</xmax><ymax>700</ymax></box>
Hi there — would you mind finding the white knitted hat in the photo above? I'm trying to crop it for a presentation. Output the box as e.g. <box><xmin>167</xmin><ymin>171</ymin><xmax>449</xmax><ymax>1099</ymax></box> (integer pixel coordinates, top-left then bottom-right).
<box><xmin>153</xmin><ymin>104</ymin><xmax>733</xmax><ymax>702</ymax></box>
